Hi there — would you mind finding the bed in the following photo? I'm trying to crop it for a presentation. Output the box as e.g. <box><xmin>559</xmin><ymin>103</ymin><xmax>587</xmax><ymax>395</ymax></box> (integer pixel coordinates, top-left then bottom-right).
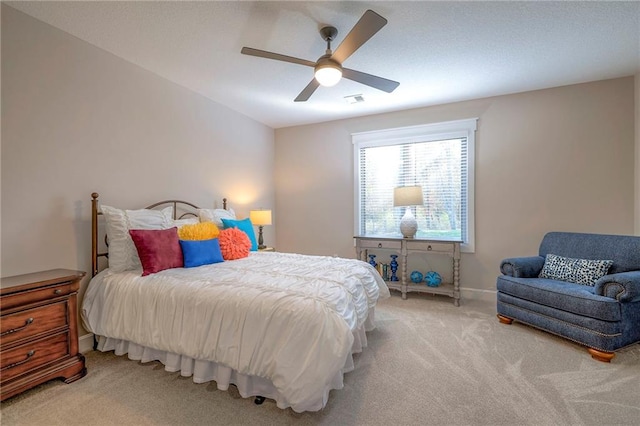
<box><xmin>81</xmin><ymin>193</ymin><xmax>389</xmax><ymax>412</ymax></box>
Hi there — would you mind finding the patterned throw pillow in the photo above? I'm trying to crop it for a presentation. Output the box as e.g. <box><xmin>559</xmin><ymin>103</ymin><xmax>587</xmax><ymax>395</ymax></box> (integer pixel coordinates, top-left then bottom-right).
<box><xmin>538</xmin><ymin>253</ymin><xmax>613</xmax><ymax>286</ymax></box>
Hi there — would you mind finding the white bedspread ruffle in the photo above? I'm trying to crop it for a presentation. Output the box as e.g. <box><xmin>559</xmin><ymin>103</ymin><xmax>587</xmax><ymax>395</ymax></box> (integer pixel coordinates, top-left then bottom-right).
<box><xmin>96</xmin><ymin>312</ymin><xmax>373</xmax><ymax>412</ymax></box>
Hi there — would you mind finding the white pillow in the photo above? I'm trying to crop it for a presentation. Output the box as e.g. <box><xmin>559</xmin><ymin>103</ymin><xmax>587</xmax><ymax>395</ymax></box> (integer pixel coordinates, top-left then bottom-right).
<box><xmin>172</xmin><ymin>217</ymin><xmax>200</xmax><ymax>228</ymax></box>
<box><xmin>101</xmin><ymin>205</ymin><xmax>173</xmax><ymax>273</ymax></box>
<box><xmin>198</xmin><ymin>208</ymin><xmax>236</xmax><ymax>228</ymax></box>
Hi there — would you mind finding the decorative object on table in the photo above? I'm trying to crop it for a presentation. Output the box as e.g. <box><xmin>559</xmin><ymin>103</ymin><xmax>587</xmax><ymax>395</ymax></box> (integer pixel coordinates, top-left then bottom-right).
<box><xmin>249</xmin><ymin>209</ymin><xmax>272</xmax><ymax>250</ymax></box>
<box><xmin>424</xmin><ymin>270</ymin><xmax>442</xmax><ymax>287</ymax></box>
<box><xmin>376</xmin><ymin>263</ymin><xmax>383</xmax><ymax>276</ymax></box>
<box><xmin>410</xmin><ymin>270</ymin><xmax>423</xmax><ymax>283</ymax></box>
<box><xmin>393</xmin><ymin>186</ymin><xmax>424</xmax><ymax>239</ymax></box>
<box><xmin>382</xmin><ymin>263</ymin><xmax>389</xmax><ymax>281</ymax></box>
<box><xmin>368</xmin><ymin>254</ymin><xmax>377</xmax><ymax>267</ymax></box>
<box><xmin>390</xmin><ymin>255</ymin><xmax>399</xmax><ymax>281</ymax></box>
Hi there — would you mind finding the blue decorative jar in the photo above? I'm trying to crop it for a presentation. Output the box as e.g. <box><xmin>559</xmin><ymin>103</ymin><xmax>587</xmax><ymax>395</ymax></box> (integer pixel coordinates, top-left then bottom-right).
<box><xmin>389</xmin><ymin>255</ymin><xmax>399</xmax><ymax>281</ymax></box>
<box><xmin>368</xmin><ymin>254</ymin><xmax>377</xmax><ymax>268</ymax></box>
<box><xmin>410</xmin><ymin>270</ymin><xmax>423</xmax><ymax>283</ymax></box>
<box><xmin>424</xmin><ymin>271</ymin><xmax>442</xmax><ymax>287</ymax></box>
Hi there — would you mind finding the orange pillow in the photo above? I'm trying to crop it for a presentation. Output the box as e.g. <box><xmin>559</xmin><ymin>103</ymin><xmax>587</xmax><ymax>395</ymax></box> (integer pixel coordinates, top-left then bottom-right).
<box><xmin>218</xmin><ymin>228</ymin><xmax>251</xmax><ymax>260</ymax></box>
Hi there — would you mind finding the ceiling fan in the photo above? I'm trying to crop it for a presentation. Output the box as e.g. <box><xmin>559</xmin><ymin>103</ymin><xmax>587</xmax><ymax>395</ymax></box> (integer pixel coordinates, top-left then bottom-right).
<box><xmin>241</xmin><ymin>9</ymin><xmax>400</xmax><ymax>102</ymax></box>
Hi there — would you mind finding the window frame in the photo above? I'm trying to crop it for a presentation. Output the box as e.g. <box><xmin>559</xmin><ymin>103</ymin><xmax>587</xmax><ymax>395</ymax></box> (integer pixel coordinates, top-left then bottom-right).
<box><xmin>352</xmin><ymin>118</ymin><xmax>477</xmax><ymax>252</ymax></box>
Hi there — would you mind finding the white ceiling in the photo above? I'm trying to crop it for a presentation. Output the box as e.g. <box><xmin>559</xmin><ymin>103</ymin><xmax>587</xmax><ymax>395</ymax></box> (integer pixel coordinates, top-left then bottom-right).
<box><xmin>7</xmin><ymin>1</ymin><xmax>640</xmax><ymax>129</ymax></box>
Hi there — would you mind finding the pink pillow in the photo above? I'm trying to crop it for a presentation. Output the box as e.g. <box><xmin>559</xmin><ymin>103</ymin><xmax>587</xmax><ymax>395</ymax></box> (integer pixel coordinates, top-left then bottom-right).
<box><xmin>129</xmin><ymin>228</ymin><xmax>183</xmax><ymax>276</ymax></box>
<box><xmin>218</xmin><ymin>228</ymin><xmax>251</xmax><ymax>260</ymax></box>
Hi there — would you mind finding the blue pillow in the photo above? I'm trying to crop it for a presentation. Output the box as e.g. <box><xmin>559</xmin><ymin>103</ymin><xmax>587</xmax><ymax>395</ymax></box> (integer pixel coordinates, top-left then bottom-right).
<box><xmin>221</xmin><ymin>218</ymin><xmax>258</xmax><ymax>251</ymax></box>
<box><xmin>179</xmin><ymin>238</ymin><xmax>224</xmax><ymax>268</ymax></box>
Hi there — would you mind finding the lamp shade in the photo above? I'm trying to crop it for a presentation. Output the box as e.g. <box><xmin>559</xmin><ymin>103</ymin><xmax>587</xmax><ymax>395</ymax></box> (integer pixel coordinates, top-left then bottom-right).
<box><xmin>393</xmin><ymin>186</ymin><xmax>424</xmax><ymax>207</ymax></box>
<box><xmin>249</xmin><ymin>210</ymin><xmax>272</xmax><ymax>226</ymax></box>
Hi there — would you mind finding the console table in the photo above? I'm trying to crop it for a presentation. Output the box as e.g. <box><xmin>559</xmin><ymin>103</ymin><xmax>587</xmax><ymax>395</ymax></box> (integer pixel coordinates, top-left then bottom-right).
<box><xmin>354</xmin><ymin>236</ymin><xmax>461</xmax><ymax>306</ymax></box>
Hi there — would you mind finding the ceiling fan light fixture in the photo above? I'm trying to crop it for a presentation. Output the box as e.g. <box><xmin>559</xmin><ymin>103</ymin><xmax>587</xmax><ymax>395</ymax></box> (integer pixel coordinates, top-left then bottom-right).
<box><xmin>241</xmin><ymin>10</ymin><xmax>398</xmax><ymax>101</ymax></box>
<box><xmin>314</xmin><ymin>58</ymin><xmax>342</xmax><ymax>87</ymax></box>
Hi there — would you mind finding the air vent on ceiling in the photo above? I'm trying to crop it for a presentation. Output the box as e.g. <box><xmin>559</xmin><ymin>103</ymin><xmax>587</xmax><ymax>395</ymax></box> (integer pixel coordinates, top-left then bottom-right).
<box><xmin>345</xmin><ymin>94</ymin><xmax>365</xmax><ymax>104</ymax></box>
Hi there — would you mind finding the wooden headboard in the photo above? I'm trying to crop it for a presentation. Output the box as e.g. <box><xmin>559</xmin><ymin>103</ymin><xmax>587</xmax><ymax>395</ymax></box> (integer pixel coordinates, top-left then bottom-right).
<box><xmin>90</xmin><ymin>192</ymin><xmax>227</xmax><ymax>277</ymax></box>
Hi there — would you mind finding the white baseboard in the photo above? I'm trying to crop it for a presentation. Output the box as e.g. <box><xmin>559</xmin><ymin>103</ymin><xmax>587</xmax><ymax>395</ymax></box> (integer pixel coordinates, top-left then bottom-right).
<box><xmin>460</xmin><ymin>287</ymin><xmax>496</xmax><ymax>303</ymax></box>
<box><xmin>79</xmin><ymin>333</ymin><xmax>94</xmax><ymax>353</ymax></box>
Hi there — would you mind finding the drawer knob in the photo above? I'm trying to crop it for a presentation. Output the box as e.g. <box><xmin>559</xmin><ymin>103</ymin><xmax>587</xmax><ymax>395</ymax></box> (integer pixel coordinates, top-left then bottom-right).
<box><xmin>54</xmin><ymin>289</ymin><xmax>62</xmax><ymax>295</ymax></box>
<box><xmin>0</xmin><ymin>317</ymin><xmax>34</xmax><ymax>336</ymax></box>
<box><xmin>1</xmin><ymin>350</ymin><xmax>36</xmax><ymax>372</ymax></box>
<box><xmin>427</xmin><ymin>245</ymin><xmax>432</xmax><ymax>251</ymax></box>
<box><xmin>378</xmin><ymin>243</ymin><xmax>382</xmax><ymax>248</ymax></box>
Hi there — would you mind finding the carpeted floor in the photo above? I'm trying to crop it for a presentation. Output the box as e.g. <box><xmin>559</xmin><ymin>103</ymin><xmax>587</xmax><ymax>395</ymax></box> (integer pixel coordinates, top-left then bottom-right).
<box><xmin>2</xmin><ymin>294</ymin><xmax>639</xmax><ymax>425</ymax></box>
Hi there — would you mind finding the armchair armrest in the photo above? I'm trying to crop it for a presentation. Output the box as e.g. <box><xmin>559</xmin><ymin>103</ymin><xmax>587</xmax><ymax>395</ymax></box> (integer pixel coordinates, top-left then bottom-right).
<box><xmin>500</xmin><ymin>256</ymin><xmax>545</xmax><ymax>278</ymax></box>
<box><xmin>594</xmin><ymin>271</ymin><xmax>640</xmax><ymax>303</ymax></box>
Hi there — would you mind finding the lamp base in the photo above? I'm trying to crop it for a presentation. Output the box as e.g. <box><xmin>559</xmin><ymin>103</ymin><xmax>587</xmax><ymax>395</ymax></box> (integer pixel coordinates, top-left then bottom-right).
<box><xmin>399</xmin><ymin>207</ymin><xmax>418</xmax><ymax>239</ymax></box>
<box><xmin>257</xmin><ymin>225</ymin><xmax>266</xmax><ymax>249</ymax></box>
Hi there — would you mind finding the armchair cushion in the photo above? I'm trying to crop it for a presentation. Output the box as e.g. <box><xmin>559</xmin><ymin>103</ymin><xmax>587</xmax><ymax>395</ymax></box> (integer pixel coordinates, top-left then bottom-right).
<box><xmin>497</xmin><ymin>275</ymin><xmax>621</xmax><ymax>322</ymax></box>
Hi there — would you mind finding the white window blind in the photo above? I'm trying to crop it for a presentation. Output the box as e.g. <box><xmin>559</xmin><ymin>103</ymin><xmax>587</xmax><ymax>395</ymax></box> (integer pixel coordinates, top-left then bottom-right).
<box><xmin>353</xmin><ymin>119</ymin><xmax>476</xmax><ymax>251</ymax></box>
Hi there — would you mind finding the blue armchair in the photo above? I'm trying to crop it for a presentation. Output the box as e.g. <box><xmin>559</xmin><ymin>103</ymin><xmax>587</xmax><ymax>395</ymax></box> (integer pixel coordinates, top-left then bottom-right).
<box><xmin>496</xmin><ymin>232</ymin><xmax>640</xmax><ymax>362</ymax></box>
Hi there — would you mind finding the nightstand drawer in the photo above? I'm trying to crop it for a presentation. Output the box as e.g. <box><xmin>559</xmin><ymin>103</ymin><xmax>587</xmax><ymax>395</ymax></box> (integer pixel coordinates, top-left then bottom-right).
<box><xmin>0</xmin><ymin>331</ymin><xmax>70</xmax><ymax>382</ymax></box>
<box><xmin>406</xmin><ymin>240</ymin><xmax>455</xmax><ymax>254</ymax></box>
<box><xmin>357</xmin><ymin>239</ymin><xmax>402</xmax><ymax>250</ymax></box>
<box><xmin>1</xmin><ymin>301</ymin><xmax>68</xmax><ymax>346</ymax></box>
<box><xmin>0</xmin><ymin>281</ymin><xmax>75</xmax><ymax>311</ymax></box>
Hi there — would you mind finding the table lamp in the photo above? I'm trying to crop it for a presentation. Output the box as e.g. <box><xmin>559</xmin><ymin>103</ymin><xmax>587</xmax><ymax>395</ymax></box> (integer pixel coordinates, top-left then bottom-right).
<box><xmin>393</xmin><ymin>186</ymin><xmax>423</xmax><ymax>239</ymax></box>
<box><xmin>249</xmin><ymin>209</ymin><xmax>272</xmax><ymax>249</ymax></box>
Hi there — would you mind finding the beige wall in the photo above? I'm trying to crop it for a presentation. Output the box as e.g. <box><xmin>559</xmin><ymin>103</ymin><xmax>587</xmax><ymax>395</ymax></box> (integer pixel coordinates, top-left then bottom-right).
<box><xmin>1</xmin><ymin>6</ymin><xmax>275</xmax><ymax>281</ymax></box>
<box><xmin>275</xmin><ymin>77</ymin><xmax>635</xmax><ymax>298</ymax></box>
<box><xmin>636</xmin><ymin>72</ymin><xmax>640</xmax><ymax>235</ymax></box>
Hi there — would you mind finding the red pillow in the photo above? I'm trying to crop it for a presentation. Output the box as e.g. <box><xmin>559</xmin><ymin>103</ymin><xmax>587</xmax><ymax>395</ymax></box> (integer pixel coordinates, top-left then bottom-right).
<box><xmin>129</xmin><ymin>228</ymin><xmax>183</xmax><ymax>276</ymax></box>
<box><xmin>218</xmin><ymin>228</ymin><xmax>251</xmax><ymax>260</ymax></box>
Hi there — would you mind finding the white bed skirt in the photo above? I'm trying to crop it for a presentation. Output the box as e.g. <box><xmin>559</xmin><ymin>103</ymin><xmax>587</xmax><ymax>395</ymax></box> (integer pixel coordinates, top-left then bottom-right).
<box><xmin>96</xmin><ymin>308</ymin><xmax>376</xmax><ymax>412</ymax></box>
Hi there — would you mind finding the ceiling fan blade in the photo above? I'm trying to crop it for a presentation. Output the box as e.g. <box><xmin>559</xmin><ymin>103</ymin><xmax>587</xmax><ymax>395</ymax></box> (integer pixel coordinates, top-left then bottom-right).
<box><xmin>331</xmin><ymin>10</ymin><xmax>387</xmax><ymax>64</ymax></box>
<box><xmin>342</xmin><ymin>68</ymin><xmax>399</xmax><ymax>93</ymax></box>
<box><xmin>294</xmin><ymin>79</ymin><xmax>321</xmax><ymax>102</ymax></box>
<box><xmin>241</xmin><ymin>47</ymin><xmax>316</xmax><ymax>68</ymax></box>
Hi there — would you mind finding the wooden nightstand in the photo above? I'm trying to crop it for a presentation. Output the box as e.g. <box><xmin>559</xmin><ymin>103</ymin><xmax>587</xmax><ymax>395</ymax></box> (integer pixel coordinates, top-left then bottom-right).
<box><xmin>1</xmin><ymin>269</ymin><xmax>87</xmax><ymax>401</ymax></box>
<box><xmin>258</xmin><ymin>247</ymin><xmax>275</xmax><ymax>252</ymax></box>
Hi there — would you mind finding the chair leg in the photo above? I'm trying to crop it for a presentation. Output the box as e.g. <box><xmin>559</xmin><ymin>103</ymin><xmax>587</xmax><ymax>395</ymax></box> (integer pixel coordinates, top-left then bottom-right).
<box><xmin>588</xmin><ymin>348</ymin><xmax>615</xmax><ymax>362</ymax></box>
<box><xmin>497</xmin><ymin>314</ymin><xmax>513</xmax><ymax>324</ymax></box>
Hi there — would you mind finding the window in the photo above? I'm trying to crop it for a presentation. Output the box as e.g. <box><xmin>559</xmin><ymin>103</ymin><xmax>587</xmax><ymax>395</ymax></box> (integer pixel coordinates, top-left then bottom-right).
<box><xmin>353</xmin><ymin>118</ymin><xmax>477</xmax><ymax>252</ymax></box>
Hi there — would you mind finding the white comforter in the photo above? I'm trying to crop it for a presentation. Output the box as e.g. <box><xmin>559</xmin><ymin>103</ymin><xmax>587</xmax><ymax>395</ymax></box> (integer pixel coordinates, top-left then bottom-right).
<box><xmin>82</xmin><ymin>252</ymin><xmax>389</xmax><ymax>412</ymax></box>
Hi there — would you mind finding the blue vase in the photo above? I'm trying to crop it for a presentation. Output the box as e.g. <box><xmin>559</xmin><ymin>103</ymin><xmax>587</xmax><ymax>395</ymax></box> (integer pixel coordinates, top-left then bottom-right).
<box><xmin>410</xmin><ymin>270</ymin><xmax>423</xmax><ymax>283</ymax></box>
<box><xmin>424</xmin><ymin>271</ymin><xmax>442</xmax><ymax>287</ymax></box>
<box><xmin>368</xmin><ymin>254</ymin><xmax>377</xmax><ymax>268</ymax></box>
<box><xmin>390</xmin><ymin>255</ymin><xmax>399</xmax><ymax>281</ymax></box>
